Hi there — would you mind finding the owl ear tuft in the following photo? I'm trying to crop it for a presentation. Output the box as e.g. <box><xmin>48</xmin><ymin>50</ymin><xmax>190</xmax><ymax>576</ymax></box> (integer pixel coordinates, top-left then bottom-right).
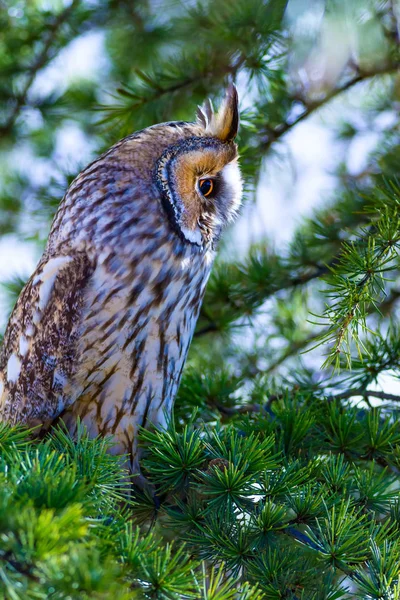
<box><xmin>197</xmin><ymin>84</ymin><xmax>239</xmax><ymax>142</ymax></box>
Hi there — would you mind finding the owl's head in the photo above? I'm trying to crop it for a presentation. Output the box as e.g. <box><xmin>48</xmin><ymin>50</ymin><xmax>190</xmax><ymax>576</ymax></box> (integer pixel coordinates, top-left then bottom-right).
<box><xmin>155</xmin><ymin>85</ymin><xmax>242</xmax><ymax>249</ymax></box>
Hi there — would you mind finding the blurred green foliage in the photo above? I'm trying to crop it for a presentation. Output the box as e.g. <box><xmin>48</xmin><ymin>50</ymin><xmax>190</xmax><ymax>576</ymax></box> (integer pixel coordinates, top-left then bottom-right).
<box><xmin>2</xmin><ymin>0</ymin><xmax>400</xmax><ymax>597</ymax></box>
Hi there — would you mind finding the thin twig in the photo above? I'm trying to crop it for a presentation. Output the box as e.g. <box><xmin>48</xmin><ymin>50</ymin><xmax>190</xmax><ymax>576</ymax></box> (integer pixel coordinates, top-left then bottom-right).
<box><xmin>0</xmin><ymin>0</ymin><xmax>80</xmax><ymax>135</ymax></box>
<box><xmin>260</xmin><ymin>63</ymin><xmax>399</xmax><ymax>151</ymax></box>
<box><xmin>194</xmin><ymin>262</ymin><xmax>333</xmax><ymax>338</ymax></box>
<box><xmin>284</xmin><ymin>526</ymin><xmax>322</xmax><ymax>552</ymax></box>
<box><xmin>265</xmin><ymin>332</ymin><xmax>325</xmax><ymax>374</ymax></box>
<box><xmin>266</xmin><ymin>288</ymin><xmax>400</xmax><ymax>373</ymax></box>
<box><xmin>331</xmin><ymin>388</ymin><xmax>400</xmax><ymax>403</ymax></box>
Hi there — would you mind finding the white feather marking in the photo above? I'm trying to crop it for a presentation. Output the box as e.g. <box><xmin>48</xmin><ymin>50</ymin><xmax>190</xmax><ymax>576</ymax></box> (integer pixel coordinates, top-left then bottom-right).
<box><xmin>221</xmin><ymin>161</ymin><xmax>243</xmax><ymax>218</ymax></box>
<box><xmin>32</xmin><ymin>310</ymin><xmax>41</xmax><ymax>325</ymax></box>
<box><xmin>53</xmin><ymin>371</ymin><xmax>67</xmax><ymax>390</ymax></box>
<box><xmin>181</xmin><ymin>256</ymin><xmax>192</xmax><ymax>270</ymax></box>
<box><xmin>180</xmin><ymin>225</ymin><xmax>203</xmax><ymax>246</ymax></box>
<box><xmin>26</xmin><ymin>324</ymin><xmax>34</xmax><ymax>336</ymax></box>
<box><xmin>7</xmin><ymin>354</ymin><xmax>21</xmax><ymax>383</ymax></box>
<box><xmin>98</xmin><ymin>250</ymin><xmax>111</xmax><ymax>265</ymax></box>
<box><xmin>19</xmin><ymin>336</ymin><xmax>29</xmax><ymax>357</ymax></box>
<box><xmin>34</xmin><ymin>256</ymin><xmax>73</xmax><ymax>312</ymax></box>
<box><xmin>204</xmin><ymin>249</ymin><xmax>215</xmax><ymax>267</ymax></box>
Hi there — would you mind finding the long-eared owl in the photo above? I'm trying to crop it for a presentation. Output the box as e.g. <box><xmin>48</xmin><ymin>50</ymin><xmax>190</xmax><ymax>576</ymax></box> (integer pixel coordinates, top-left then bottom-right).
<box><xmin>0</xmin><ymin>86</ymin><xmax>242</xmax><ymax>473</ymax></box>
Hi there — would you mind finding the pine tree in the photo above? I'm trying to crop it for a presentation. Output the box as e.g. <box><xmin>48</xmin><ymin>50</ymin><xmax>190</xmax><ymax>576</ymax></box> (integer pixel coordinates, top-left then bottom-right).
<box><xmin>1</xmin><ymin>0</ymin><xmax>400</xmax><ymax>597</ymax></box>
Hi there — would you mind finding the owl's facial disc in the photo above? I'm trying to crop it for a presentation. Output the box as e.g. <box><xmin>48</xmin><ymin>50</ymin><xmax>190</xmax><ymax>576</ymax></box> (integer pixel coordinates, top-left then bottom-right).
<box><xmin>156</xmin><ymin>136</ymin><xmax>242</xmax><ymax>249</ymax></box>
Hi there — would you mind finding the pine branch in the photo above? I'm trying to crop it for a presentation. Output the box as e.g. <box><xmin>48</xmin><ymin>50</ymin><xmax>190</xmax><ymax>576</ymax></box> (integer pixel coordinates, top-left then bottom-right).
<box><xmin>97</xmin><ymin>54</ymin><xmax>248</xmax><ymax>135</ymax></box>
<box><xmin>265</xmin><ymin>332</ymin><xmax>324</xmax><ymax>374</ymax></box>
<box><xmin>196</xmin><ymin>184</ymin><xmax>379</xmax><ymax>340</ymax></box>
<box><xmin>260</xmin><ymin>62</ymin><xmax>400</xmax><ymax>152</ymax></box>
<box><xmin>0</xmin><ymin>0</ymin><xmax>80</xmax><ymax>136</ymax></box>
<box><xmin>265</xmin><ymin>288</ymin><xmax>400</xmax><ymax>374</ymax></box>
<box><xmin>331</xmin><ymin>388</ymin><xmax>400</xmax><ymax>403</ymax></box>
<box><xmin>2</xmin><ymin>4</ymin><xmax>400</xmax><ymax>597</ymax></box>
<box><xmin>194</xmin><ymin>261</ymin><xmax>333</xmax><ymax>338</ymax></box>
<box><xmin>315</xmin><ymin>190</ymin><xmax>400</xmax><ymax>369</ymax></box>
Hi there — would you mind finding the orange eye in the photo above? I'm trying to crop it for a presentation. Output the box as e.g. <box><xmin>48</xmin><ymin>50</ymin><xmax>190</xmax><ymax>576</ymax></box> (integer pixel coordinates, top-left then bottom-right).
<box><xmin>199</xmin><ymin>178</ymin><xmax>214</xmax><ymax>197</ymax></box>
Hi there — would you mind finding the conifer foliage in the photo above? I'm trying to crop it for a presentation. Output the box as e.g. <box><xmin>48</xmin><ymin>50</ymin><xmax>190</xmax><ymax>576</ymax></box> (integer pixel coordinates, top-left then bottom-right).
<box><xmin>1</xmin><ymin>0</ymin><xmax>400</xmax><ymax>597</ymax></box>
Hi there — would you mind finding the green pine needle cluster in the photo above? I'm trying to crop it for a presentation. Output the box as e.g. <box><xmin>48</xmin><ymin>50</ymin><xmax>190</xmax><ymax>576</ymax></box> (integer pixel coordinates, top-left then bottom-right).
<box><xmin>2</xmin><ymin>0</ymin><xmax>400</xmax><ymax>597</ymax></box>
<box><xmin>3</xmin><ymin>390</ymin><xmax>400</xmax><ymax>598</ymax></box>
<box><xmin>0</xmin><ymin>422</ymin><xmax>263</xmax><ymax>599</ymax></box>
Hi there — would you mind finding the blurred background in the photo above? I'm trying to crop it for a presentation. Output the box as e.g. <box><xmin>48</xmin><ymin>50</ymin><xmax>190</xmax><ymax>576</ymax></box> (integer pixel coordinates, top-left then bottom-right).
<box><xmin>1</xmin><ymin>0</ymin><xmax>400</xmax><ymax>399</ymax></box>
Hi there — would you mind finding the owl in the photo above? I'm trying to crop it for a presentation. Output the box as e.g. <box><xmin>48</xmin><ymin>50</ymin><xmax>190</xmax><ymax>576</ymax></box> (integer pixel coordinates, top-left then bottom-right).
<box><xmin>0</xmin><ymin>85</ymin><xmax>242</xmax><ymax>475</ymax></box>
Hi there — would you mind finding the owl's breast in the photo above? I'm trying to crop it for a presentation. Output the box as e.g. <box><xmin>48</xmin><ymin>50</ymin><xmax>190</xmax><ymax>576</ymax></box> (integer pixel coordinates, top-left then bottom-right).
<box><xmin>64</xmin><ymin>240</ymin><xmax>212</xmax><ymax>443</ymax></box>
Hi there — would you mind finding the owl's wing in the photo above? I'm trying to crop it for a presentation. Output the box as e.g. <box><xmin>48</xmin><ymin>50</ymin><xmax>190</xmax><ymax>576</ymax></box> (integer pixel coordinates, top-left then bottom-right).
<box><xmin>0</xmin><ymin>251</ymin><xmax>95</xmax><ymax>426</ymax></box>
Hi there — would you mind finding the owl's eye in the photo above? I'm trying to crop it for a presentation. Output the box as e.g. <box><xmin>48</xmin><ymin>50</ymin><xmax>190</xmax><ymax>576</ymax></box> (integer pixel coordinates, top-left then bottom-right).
<box><xmin>199</xmin><ymin>178</ymin><xmax>215</xmax><ymax>198</ymax></box>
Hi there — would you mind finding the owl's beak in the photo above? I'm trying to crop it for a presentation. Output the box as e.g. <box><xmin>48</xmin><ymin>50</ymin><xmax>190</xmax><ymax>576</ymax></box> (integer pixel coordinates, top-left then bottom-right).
<box><xmin>197</xmin><ymin>84</ymin><xmax>239</xmax><ymax>142</ymax></box>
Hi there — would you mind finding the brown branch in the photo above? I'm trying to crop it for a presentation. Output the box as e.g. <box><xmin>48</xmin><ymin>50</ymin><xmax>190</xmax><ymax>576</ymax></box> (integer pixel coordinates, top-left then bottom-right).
<box><xmin>213</xmin><ymin>387</ymin><xmax>400</xmax><ymax>422</ymax></box>
<box><xmin>0</xmin><ymin>0</ymin><xmax>80</xmax><ymax>136</ymax></box>
<box><xmin>331</xmin><ymin>388</ymin><xmax>400</xmax><ymax>403</ymax></box>
<box><xmin>194</xmin><ymin>261</ymin><xmax>398</xmax><ymax>340</ymax></box>
<box><xmin>194</xmin><ymin>323</ymin><xmax>220</xmax><ymax>337</ymax></box>
<box><xmin>98</xmin><ymin>53</ymin><xmax>248</xmax><ymax>127</ymax></box>
<box><xmin>260</xmin><ymin>63</ymin><xmax>399</xmax><ymax>152</ymax></box>
<box><xmin>0</xmin><ymin>551</ymin><xmax>40</xmax><ymax>582</ymax></box>
<box><xmin>194</xmin><ymin>262</ymin><xmax>333</xmax><ymax>338</ymax></box>
<box><xmin>264</xmin><ymin>287</ymin><xmax>400</xmax><ymax>373</ymax></box>
<box><xmin>265</xmin><ymin>332</ymin><xmax>325</xmax><ymax>374</ymax></box>
<box><xmin>214</xmin><ymin>402</ymin><xmax>269</xmax><ymax>416</ymax></box>
<box><xmin>378</xmin><ymin>287</ymin><xmax>400</xmax><ymax>313</ymax></box>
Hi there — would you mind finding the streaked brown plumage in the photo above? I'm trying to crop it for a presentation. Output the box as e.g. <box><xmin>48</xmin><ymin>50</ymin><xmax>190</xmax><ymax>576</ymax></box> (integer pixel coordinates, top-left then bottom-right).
<box><xmin>0</xmin><ymin>86</ymin><xmax>242</xmax><ymax>473</ymax></box>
